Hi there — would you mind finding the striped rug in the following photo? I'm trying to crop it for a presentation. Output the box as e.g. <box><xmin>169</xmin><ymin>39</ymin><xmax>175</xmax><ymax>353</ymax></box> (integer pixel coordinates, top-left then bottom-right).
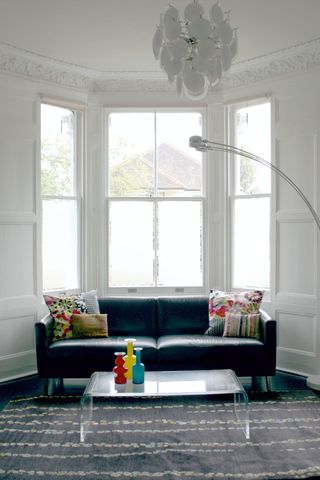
<box><xmin>1</xmin><ymin>391</ymin><xmax>320</xmax><ymax>479</ymax></box>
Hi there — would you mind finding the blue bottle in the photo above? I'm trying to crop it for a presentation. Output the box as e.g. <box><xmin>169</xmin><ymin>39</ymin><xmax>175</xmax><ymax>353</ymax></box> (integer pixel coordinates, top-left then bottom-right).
<box><xmin>132</xmin><ymin>347</ymin><xmax>145</xmax><ymax>384</ymax></box>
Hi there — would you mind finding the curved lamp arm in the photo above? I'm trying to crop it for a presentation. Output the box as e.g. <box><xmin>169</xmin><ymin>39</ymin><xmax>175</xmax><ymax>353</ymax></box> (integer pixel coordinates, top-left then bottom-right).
<box><xmin>189</xmin><ymin>135</ymin><xmax>320</xmax><ymax>231</ymax></box>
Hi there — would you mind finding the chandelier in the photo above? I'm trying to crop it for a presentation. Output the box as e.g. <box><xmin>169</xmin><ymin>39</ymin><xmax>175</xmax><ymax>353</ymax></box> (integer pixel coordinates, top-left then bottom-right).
<box><xmin>152</xmin><ymin>1</ymin><xmax>238</xmax><ymax>99</ymax></box>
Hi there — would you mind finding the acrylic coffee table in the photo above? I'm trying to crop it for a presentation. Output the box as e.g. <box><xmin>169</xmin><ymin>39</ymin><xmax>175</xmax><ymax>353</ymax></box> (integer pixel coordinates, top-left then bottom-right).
<box><xmin>80</xmin><ymin>368</ymin><xmax>249</xmax><ymax>442</ymax></box>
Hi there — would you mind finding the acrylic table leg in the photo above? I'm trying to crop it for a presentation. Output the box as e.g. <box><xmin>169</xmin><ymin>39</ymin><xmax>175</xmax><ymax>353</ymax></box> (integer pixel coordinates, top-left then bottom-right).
<box><xmin>234</xmin><ymin>390</ymin><xmax>250</xmax><ymax>440</ymax></box>
<box><xmin>80</xmin><ymin>393</ymin><xmax>93</xmax><ymax>443</ymax></box>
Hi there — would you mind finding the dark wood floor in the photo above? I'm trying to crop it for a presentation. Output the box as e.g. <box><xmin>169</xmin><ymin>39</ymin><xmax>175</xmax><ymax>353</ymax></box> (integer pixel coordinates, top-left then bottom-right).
<box><xmin>0</xmin><ymin>370</ymin><xmax>314</xmax><ymax>412</ymax></box>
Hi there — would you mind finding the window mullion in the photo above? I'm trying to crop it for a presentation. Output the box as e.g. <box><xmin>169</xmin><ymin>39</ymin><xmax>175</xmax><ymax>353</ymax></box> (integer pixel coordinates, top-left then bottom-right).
<box><xmin>154</xmin><ymin>200</ymin><xmax>158</xmax><ymax>288</ymax></box>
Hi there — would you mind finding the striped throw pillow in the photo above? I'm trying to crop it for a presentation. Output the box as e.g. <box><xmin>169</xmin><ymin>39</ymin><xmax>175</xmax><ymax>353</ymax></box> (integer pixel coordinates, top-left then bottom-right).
<box><xmin>223</xmin><ymin>312</ymin><xmax>260</xmax><ymax>340</ymax></box>
<box><xmin>81</xmin><ymin>290</ymin><xmax>100</xmax><ymax>314</ymax></box>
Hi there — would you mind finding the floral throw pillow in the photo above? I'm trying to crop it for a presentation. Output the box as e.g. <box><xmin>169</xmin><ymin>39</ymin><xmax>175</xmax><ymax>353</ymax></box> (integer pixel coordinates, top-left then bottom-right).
<box><xmin>205</xmin><ymin>289</ymin><xmax>263</xmax><ymax>336</ymax></box>
<box><xmin>44</xmin><ymin>294</ymin><xmax>87</xmax><ymax>342</ymax></box>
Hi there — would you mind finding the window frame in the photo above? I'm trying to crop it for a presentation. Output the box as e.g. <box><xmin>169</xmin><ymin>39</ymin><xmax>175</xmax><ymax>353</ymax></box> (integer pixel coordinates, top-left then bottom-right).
<box><xmin>227</xmin><ymin>98</ymin><xmax>272</xmax><ymax>292</ymax></box>
<box><xmin>40</xmin><ymin>99</ymin><xmax>85</xmax><ymax>295</ymax></box>
<box><xmin>104</xmin><ymin>107</ymin><xmax>208</xmax><ymax>296</ymax></box>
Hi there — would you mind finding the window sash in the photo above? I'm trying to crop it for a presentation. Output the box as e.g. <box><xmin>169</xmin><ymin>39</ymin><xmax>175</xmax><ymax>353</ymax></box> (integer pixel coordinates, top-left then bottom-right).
<box><xmin>107</xmin><ymin>197</ymin><xmax>205</xmax><ymax>291</ymax></box>
<box><xmin>105</xmin><ymin>108</ymin><xmax>206</xmax><ymax>294</ymax></box>
<box><xmin>41</xmin><ymin>103</ymin><xmax>83</xmax><ymax>294</ymax></box>
<box><xmin>228</xmin><ymin>100</ymin><xmax>271</xmax><ymax>291</ymax></box>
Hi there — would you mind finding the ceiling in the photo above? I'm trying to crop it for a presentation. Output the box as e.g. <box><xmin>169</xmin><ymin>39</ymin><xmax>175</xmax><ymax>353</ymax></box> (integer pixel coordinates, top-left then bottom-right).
<box><xmin>1</xmin><ymin>0</ymin><xmax>320</xmax><ymax>74</ymax></box>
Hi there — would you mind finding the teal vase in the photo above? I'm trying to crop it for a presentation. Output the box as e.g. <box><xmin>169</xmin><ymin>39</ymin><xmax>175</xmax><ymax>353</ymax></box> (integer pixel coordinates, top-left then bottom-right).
<box><xmin>132</xmin><ymin>348</ymin><xmax>145</xmax><ymax>384</ymax></box>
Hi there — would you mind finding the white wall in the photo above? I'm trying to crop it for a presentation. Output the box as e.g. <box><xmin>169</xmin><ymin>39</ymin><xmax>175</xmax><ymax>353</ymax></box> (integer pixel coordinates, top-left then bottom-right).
<box><xmin>0</xmin><ymin>75</ymin><xmax>88</xmax><ymax>381</ymax></box>
<box><xmin>224</xmin><ymin>69</ymin><xmax>320</xmax><ymax>375</ymax></box>
<box><xmin>0</xmin><ymin>65</ymin><xmax>319</xmax><ymax>381</ymax></box>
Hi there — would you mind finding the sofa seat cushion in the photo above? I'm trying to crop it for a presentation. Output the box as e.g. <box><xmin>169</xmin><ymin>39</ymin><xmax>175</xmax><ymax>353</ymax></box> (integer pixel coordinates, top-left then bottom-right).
<box><xmin>156</xmin><ymin>335</ymin><xmax>266</xmax><ymax>376</ymax></box>
<box><xmin>46</xmin><ymin>336</ymin><xmax>157</xmax><ymax>376</ymax></box>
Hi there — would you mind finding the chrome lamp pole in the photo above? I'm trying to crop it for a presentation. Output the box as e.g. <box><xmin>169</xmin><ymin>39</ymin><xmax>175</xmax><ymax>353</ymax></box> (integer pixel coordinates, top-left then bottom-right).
<box><xmin>189</xmin><ymin>135</ymin><xmax>320</xmax><ymax>389</ymax></box>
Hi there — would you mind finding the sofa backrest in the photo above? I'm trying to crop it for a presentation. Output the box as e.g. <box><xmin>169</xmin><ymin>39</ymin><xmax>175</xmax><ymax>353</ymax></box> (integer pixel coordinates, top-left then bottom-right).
<box><xmin>157</xmin><ymin>296</ymin><xmax>209</xmax><ymax>335</ymax></box>
<box><xmin>98</xmin><ymin>297</ymin><xmax>157</xmax><ymax>337</ymax></box>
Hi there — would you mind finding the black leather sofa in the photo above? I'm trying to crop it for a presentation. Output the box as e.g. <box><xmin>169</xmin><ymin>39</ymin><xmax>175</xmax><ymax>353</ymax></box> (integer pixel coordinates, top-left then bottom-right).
<box><xmin>35</xmin><ymin>296</ymin><xmax>276</xmax><ymax>393</ymax></box>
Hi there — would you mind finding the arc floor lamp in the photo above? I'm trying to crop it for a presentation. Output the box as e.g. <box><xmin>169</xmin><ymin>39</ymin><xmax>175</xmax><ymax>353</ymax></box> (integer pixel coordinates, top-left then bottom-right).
<box><xmin>190</xmin><ymin>135</ymin><xmax>320</xmax><ymax>390</ymax></box>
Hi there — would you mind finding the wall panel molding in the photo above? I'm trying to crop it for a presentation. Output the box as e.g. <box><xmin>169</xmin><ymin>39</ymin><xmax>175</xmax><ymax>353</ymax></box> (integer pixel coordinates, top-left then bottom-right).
<box><xmin>0</xmin><ymin>350</ymin><xmax>37</xmax><ymax>382</ymax></box>
<box><xmin>276</xmin><ymin>309</ymin><xmax>317</xmax><ymax>357</ymax></box>
<box><xmin>0</xmin><ymin>295</ymin><xmax>38</xmax><ymax>320</ymax></box>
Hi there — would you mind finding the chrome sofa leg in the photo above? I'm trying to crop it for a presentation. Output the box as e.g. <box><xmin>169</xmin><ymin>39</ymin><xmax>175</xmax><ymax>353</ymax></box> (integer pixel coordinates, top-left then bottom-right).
<box><xmin>265</xmin><ymin>376</ymin><xmax>271</xmax><ymax>392</ymax></box>
<box><xmin>51</xmin><ymin>378</ymin><xmax>64</xmax><ymax>394</ymax></box>
<box><xmin>251</xmin><ymin>376</ymin><xmax>258</xmax><ymax>390</ymax></box>
<box><xmin>43</xmin><ymin>378</ymin><xmax>49</xmax><ymax>396</ymax></box>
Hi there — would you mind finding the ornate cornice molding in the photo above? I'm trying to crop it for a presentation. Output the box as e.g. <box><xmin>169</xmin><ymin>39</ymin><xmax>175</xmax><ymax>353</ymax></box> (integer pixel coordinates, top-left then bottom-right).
<box><xmin>1</xmin><ymin>38</ymin><xmax>320</xmax><ymax>94</ymax></box>
<box><xmin>0</xmin><ymin>42</ymin><xmax>93</xmax><ymax>90</ymax></box>
<box><xmin>224</xmin><ymin>37</ymin><xmax>320</xmax><ymax>89</ymax></box>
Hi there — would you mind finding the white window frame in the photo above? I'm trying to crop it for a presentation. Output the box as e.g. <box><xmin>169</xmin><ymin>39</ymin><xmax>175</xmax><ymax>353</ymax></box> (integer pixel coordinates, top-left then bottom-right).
<box><xmin>104</xmin><ymin>107</ymin><xmax>208</xmax><ymax>296</ymax></box>
<box><xmin>227</xmin><ymin>98</ymin><xmax>271</xmax><ymax>292</ymax></box>
<box><xmin>40</xmin><ymin>98</ymin><xmax>85</xmax><ymax>295</ymax></box>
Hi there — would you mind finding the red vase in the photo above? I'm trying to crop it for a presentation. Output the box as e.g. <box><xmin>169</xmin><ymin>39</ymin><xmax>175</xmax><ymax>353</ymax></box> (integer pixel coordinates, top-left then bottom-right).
<box><xmin>113</xmin><ymin>352</ymin><xmax>128</xmax><ymax>384</ymax></box>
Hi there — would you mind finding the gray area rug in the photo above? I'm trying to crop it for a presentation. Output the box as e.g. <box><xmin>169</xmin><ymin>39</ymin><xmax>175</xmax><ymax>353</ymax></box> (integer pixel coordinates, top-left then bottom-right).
<box><xmin>1</xmin><ymin>391</ymin><xmax>320</xmax><ymax>479</ymax></box>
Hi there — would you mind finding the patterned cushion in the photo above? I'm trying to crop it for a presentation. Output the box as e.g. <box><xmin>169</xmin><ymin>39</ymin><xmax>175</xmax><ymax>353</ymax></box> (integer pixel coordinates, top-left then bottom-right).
<box><xmin>44</xmin><ymin>294</ymin><xmax>87</xmax><ymax>342</ymax></box>
<box><xmin>223</xmin><ymin>312</ymin><xmax>261</xmax><ymax>340</ymax></box>
<box><xmin>81</xmin><ymin>289</ymin><xmax>100</xmax><ymax>313</ymax></box>
<box><xmin>205</xmin><ymin>289</ymin><xmax>263</xmax><ymax>336</ymax></box>
<box><xmin>72</xmin><ymin>314</ymin><xmax>108</xmax><ymax>338</ymax></box>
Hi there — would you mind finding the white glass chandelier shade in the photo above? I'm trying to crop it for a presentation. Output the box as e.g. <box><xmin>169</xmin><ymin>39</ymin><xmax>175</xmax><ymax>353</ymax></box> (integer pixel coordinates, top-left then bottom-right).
<box><xmin>153</xmin><ymin>1</ymin><xmax>238</xmax><ymax>99</ymax></box>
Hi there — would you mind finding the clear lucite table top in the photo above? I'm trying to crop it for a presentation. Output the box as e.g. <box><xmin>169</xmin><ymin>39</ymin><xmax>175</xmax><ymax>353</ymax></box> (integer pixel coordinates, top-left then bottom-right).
<box><xmin>83</xmin><ymin>369</ymin><xmax>245</xmax><ymax>398</ymax></box>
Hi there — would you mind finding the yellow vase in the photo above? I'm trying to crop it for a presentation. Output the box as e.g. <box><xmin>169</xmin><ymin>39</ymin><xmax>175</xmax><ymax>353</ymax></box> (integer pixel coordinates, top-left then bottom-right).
<box><xmin>124</xmin><ymin>338</ymin><xmax>136</xmax><ymax>380</ymax></box>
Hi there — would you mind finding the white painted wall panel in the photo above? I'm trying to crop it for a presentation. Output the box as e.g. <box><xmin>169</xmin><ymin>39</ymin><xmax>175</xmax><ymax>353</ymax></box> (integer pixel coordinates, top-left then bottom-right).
<box><xmin>0</xmin><ymin>80</ymin><xmax>39</xmax><ymax>380</ymax></box>
<box><xmin>0</xmin><ymin>224</ymin><xmax>35</xmax><ymax>297</ymax></box>
<box><xmin>277</xmin><ymin>310</ymin><xmax>316</xmax><ymax>354</ymax></box>
<box><xmin>278</xmin><ymin>132</ymin><xmax>315</xmax><ymax>211</ymax></box>
<box><xmin>277</xmin><ymin>221</ymin><xmax>315</xmax><ymax>295</ymax></box>
<box><xmin>0</xmin><ymin>314</ymin><xmax>35</xmax><ymax>356</ymax></box>
<box><xmin>0</xmin><ymin>140</ymin><xmax>35</xmax><ymax>212</ymax></box>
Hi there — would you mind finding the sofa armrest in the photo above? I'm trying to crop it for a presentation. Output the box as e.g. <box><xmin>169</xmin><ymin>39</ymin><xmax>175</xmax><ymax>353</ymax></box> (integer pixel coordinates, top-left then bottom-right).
<box><xmin>35</xmin><ymin>314</ymin><xmax>54</xmax><ymax>377</ymax></box>
<box><xmin>259</xmin><ymin>309</ymin><xmax>277</xmax><ymax>375</ymax></box>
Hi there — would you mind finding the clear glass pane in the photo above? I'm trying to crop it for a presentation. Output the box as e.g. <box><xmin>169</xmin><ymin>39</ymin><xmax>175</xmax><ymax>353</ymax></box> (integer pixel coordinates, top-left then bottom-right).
<box><xmin>109</xmin><ymin>202</ymin><xmax>154</xmax><ymax>287</ymax></box>
<box><xmin>41</xmin><ymin>104</ymin><xmax>75</xmax><ymax>196</ymax></box>
<box><xmin>233</xmin><ymin>197</ymin><xmax>270</xmax><ymax>289</ymax></box>
<box><xmin>42</xmin><ymin>199</ymin><xmax>79</xmax><ymax>290</ymax></box>
<box><xmin>108</xmin><ymin>113</ymin><xmax>155</xmax><ymax>197</ymax></box>
<box><xmin>158</xmin><ymin>201</ymin><xmax>202</xmax><ymax>286</ymax></box>
<box><xmin>156</xmin><ymin>113</ymin><xmax>202</xmax><ymax>197</ymax></box>
<box><xmin>235</xmin><ymin>102</ymin><xmax>271</xmax><ymax>195</ymax></box>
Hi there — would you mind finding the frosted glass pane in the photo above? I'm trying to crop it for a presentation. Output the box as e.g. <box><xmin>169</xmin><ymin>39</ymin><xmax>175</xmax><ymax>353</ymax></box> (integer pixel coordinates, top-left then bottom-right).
<box><xmin>109</xmin><ymin>202</ymin><xmax>154</xmax><ymax>287</ymax></box>
<box><xmin>42</xmin><ymin>199</ymin><xmax>79</xmax><ymax>290</ymax></box>
<box><xmin>233</xmin><ymin>198</ymin><xmax>270</xmax><ymax>289</ymax></box>
<box><xmin>41</xmin><ymin>104</ymin><xmax>75</xmax><ymax>196</ymax></box>
<box><xmin>156</xmin><ymin>112</ymin><xmax>202</xmax><ymax>197</ymax></box>
<box><xmin>108</xmin><ymin>113</ymin><xmax>155</xmax><ymax>197</ymax></box>
<box><xmin>235</xmin><ymin>103</ymin><xmax>271</xmax><ymax>195</ymax></box>
<box><xmin>158</xmin><ymin>202</ymin><xmax>202</xmax><ymax>286</ymax></box>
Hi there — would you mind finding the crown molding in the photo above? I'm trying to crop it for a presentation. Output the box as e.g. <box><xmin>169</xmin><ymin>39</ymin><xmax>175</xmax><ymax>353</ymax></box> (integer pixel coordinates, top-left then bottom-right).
<box><xmin>1</xmin><ymin>38</ymin><xmax>320</xmax><ymax>94</ymax></box>
<box><xmin>224</xmin><ymin>37</ymin><xmax>320</xmax><ymax>90</ymax></box>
